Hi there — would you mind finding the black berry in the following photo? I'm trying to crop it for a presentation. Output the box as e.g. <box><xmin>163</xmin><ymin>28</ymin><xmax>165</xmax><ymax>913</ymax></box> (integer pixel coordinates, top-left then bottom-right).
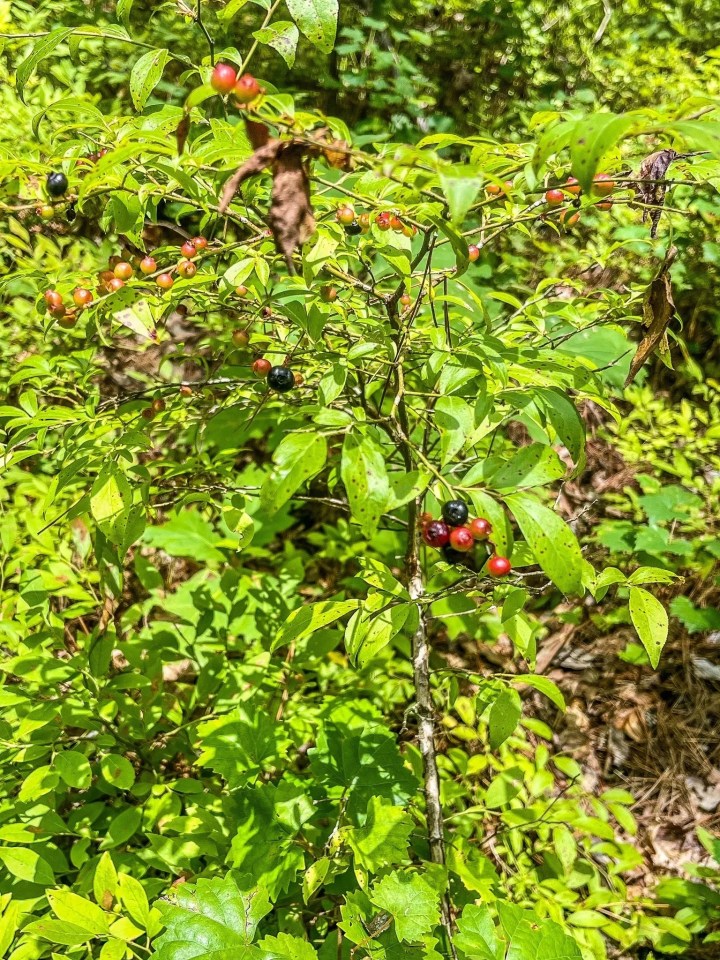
<box><xmin>47</xmin><ymin>172</ymin><xmax>69</xmax><ymax>197</ymax></box>
<box><xmin>267</xmin><ymin>366</ymin><xmax>295</xmax><ymax>393</ymax></box>
<box><xmin>442</xmin><ymin>499</ymin><xmax>469</xmax><ymax>526</ymax></box>
<box><xmin>344</xmin><ymin>220</ymin><xmax>363</xmax><ymax>236</ymax></box>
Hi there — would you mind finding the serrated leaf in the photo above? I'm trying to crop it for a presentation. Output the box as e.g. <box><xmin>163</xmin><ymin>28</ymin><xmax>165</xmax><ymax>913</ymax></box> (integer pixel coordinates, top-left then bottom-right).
<box><xmin>196</xmin><ymin>709</ymin><xmax>291</xmax><ymax>788</ymax></box>
<box><xmin>628</xmin><ymin>586</ymin><xmax>668</xmax><ymax>669</ymax></box>
<box><xmin>259</xmin><ymin>933</ymin><xmax>318</xmax><ymax>960</ymax></box>
<box><xmin>285</xmin><ymin>0</ymin><xmax>338</xmax><ymax>53</ymax></box>
<box><xmin>253</xmin><ymin>22</ymin><xmax>299</xmax><ymax>67</ymax></box>
<box><xmin>371</xmin><ymin>871</ymin><xmax>440</xmax><ymax>942</ymax></box>
<box><xmin>504</xmin><ymin>491</ymin><xmax>583</xmax><ymax>595</ymax></box>
<box><xmin>129</xmin><ymin>48</ymin><xmax>169</xmax><ymax>111</ymax></box>
<box><xmin>455</xmin><ymin>904</ymin><xmax>503</xmax><ymax>960</ymax></box>
<box><xmin>347</xmin><ymin>797</ymin><xmax>413</xmax><ymax>872</ymax></box>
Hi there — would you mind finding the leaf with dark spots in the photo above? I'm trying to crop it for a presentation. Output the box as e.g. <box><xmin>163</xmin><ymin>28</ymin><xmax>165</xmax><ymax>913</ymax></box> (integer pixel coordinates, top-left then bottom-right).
<box><xmin>625</xmin><ymin>246</ymin><xmax>678</xmax><ymax>386</ymax></box>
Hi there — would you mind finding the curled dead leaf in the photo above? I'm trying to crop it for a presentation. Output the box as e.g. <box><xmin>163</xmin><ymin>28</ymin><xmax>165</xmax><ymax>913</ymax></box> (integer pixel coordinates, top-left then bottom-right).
<box><xmin>635</xmin><ymin>149</ymin><xmax>679</xmax><ymax>238</ymax></box>
<box><xmin>625</xmin><ymin>246</ymin><xmax>678</xmax><ymax>387</ymax></box>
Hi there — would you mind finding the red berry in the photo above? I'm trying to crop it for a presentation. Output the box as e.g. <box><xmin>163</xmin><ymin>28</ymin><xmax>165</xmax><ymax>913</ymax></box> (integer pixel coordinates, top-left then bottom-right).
<box><xmin>336</xmin><ymin>205</ymin><xmax>355</xmax><ymax>225</ymax></box>
<box><xmin>402</xmin><ymin>223</ymin><xmax>417</xmax><ymax>238</ymax></box>
<box><xmin>449</xmin><ymin>527</ymin><xmax>474</xmax><ymax>552</ymax></box>
<box><xmin>114</xmin><ymin>261</ymin><xmax>133</xmax><ymax>280</ymax></box>
<box><xmin>545</xmin><ymin>189</ymin><xmax>565</xmax><ymax>206</ymax></box>
<box><xmin>180</xmin><ymin>385</ymin><xmax>193</xmax><ymax>397</ymax></box>
<box><xmin>108</xmin><ymin>277</ymin><xmax>125</xmax><ymax>292</ymax></box>
<box><xmin>177</xmin><ymin>259</ymin><xmax>197</xmax><ymax>279</ymax></box>
<box><xmin>565</xmin><ymin>177</ymin><xmax>581</xmax><ymax>196</ymax></box>
<box><xmin>486</xmin><ymin>182</ymin><xmax>503</xmax><ymax>195</ymax></box>
<box><xmin>232</xmin><ymin>330</ymin><xmax>249</xmax><ymax>347</ymax></box>
<box><xmin>139</xmin><ymin>256</ymin><xmax>157</xmax><ymax>275</ymax></box>
<box><xmin>211</xmin><ymin>63</ymin><xmax>238</xmax><ymax>95</ymax></box>
<box><xmin>73</xmin><ymin>287</ymin><xmax>93</xmax><ymax>307</ymax></box>
<box><xmin>422</xmin><ymin>521</ymin><xmax>450</xmax><ymax>549</ymax></box>
<box><xmin>44</xmin><ymin>290</ymin><xmax>63</xmax><ymax>309</ymax></box>
<box><xmin>141</xmin><ymin>407</ymin><xmax>155</xmax><ymax>421</ymax></box>
<box><xmin>375</xmin><ymin>213</ymin><xmax>391</xmax><ymax>231</ymax></box>
<box><xmin>593</xmin><ymin>173</ymin><xmax>615</xmax><ymax>196</ymax></box>
<box><xmin>192</xmin><ymin>236</ymin><xmax>208</xmax><ymax>250</ymax></box>
<box><xmin>560</xmin><ymin>210</ymin><xmax>580</xmax><ymax>227</ymax></box>
<box><xmin>488</xmin><ymin>555</ymin><xmax>512</xmax><ymax>577</ymax></box>
<box><xmin>156</xmin><ymin>273</ymin><xmax>174</xmax><ymax>290</ymax></box>
<box><xmin>233</xmin><ymin>74</ymin><xmax>261</xmax><ymax>104</ymax></box>
<box><xmin>469</xmin><ymin>517</ymin><xmax>492</xmax><ymax>540</ymax></box>
<box><xmin>468</xmin><ymin>244</ymin><xmax>480</xmax><ymax>262</ymax></box>
<box><xmin>596</xmin><ymin>200</ymin><xmax>613</xmax><ymax>211</ymax></box>
<box><xmin>252</xmin><ymin>358</ymin><xmax>272</xmax><ymax>377</ymax></box>
<box><xmin>180</xmin><ymin>240</ymin><xmax>197</xmax><ymax>259</ymax></box>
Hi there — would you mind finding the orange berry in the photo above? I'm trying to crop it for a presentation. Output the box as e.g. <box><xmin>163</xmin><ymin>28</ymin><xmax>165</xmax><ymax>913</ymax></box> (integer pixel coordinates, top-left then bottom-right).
<box><xmin>139</xmin><ymin>256</ymin><xmax>157</xmax><ymax>275</ymax></box>
<box><xmin>156</xmin><ymin>273</ymin><xmax>174</xmax><ymax>290</ymax></box>
<box><xmin>545</xmin><ymin>189</ymin><xmax>565</xmax><ymax>206</ymax></box>
<box><xmin>114</xmin><ymin>262</ymin><xmax>133</xmax><ymax>281</ymax></box>
<box><xmin>73</xmin><ymin>288</ymin><xmax>93</xmax><ymax>307</ymax></box>
<box><xmin>593</xmin><ymin>173</ymin><xmax>615</xmax><ymax>195</ymax></box>
<box><xmin>180</xmin><ymin>240</ymin><xmax>197</xmax><ymax>259</ymax></box>
<box><xmin>468</xmin><ymin>244</ymin><xmax>480</xmax><ymax>262</ymax></box>
<box><xmin>177</xmin><ymin>259</ymin><xmax>197</xmax><ymax>279</ymax></box>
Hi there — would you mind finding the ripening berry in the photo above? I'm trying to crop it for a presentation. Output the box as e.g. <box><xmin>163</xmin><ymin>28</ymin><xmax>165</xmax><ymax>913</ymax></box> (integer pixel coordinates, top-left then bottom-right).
<box><xmin>565</xmin><ymin>177</ymin><xmax>581</xmax><ymax>196</ymax></box>
<box><xmin>233</xmin><ymin>73</ymin><xmax>261</xmax><ymax>104</ymax></box>
<box><xmin>442</xmin><ymin>500</ymin><xmax>469</xmax><ymax>526</ymax></box>
<box><xmin>593</xmin><ymin>173</ymin><xmax>615</xmax><ymax>195</ymax></box>
<box><xmin>468</xmin><ymin>244</ymin><xmax>480</xmax><ymax>262</ymax></box>
<box><xmin>48</xmin><ymin>302</ymin><xmax>66</xmax><ymax>319</ymax></box>
<box><xmin>560</xmin><ymin>210</ymin><xmax>580</xmax><ymax>227</ymax></box>
<box><xmin>423</xmin><ymin>521</ymin><xmax>451</xmax><ymax>548</ymax></box>
<box><xmin>57</xmin><ymin>312</ymin><xmax>77</xmax><ymax>328</ymax></box>
<box><xmin>486</xmin><ymin>182</ymin><xmax>503</xmax><ymax>196</ymax></box>
<box><xmin>177</xmin><ymin>259</ymin><xmax>197</xmax><ymax>279</ymax></box>
<box><xmin>108</xmin><ymin>277</ymin><xmax>125</xmax><ymax>292</ymax></box>
<box><xmin>156</xmin><ymin>273</ymin><xmax>174</xmax><ymax>290</ymax></box>
<box><xmin>267</xmin><ymin>366</ymin><xmax>295</xmax><ymax>393</ymax></box>
<box><xmin>320</xmin><ymin>285</ymin><xmax>338</xmax><ymax>302</ymax></box>
<box><xmin>139</xmin><ymin>256</ymin><xmax>157</xmax><ymax>275</ymax></box>
<box><xmin>211</xmin><ymin>62</ymin><xmax>238</xmax><ymax>95</ymax></box>
<box><xmin>141</xmin><ymin>407</ymin><xmax>155</xmax><ymax>421</ymax></box>
<box><xmin>180</xmin><ymin>240</ymin><xmax>197</xmax><ymax>259</ymax></box>
<box><xmin>402</xmin><ymin>223</ymin><xmax>417</xmax><ymax>238</ymax></box>
<box><xmin>192</xmin><ymin>236</ymin><xmax>208</xmax><ymax>250</ymax></box>
<box><xmin>114</xmin><ymin>262</ymin><xmax>133</xmax><ymax>281</ymax></box>
<box><xmin>419</xmin><ymin>511</ymin><xmax>433</xmax><ymax>528</ymax></box>
<box><xmin>235</xmin><ymin>284</ymin><xmax>249</xmax><ymax>297</ymax></box>
<box><xmin>46</xmin><ymin>172</ymin><xmax>68</xmax><ymax>197</ymax></box>
<box><xmin>449</xmin><ymin>527</ymin><xmax>474</xmax><ymax>552</ymax></box>
<box><xmin>375</xmin><ymin>212</ymin><xmax>391</xmax><ymax>231</ymax></box>
<box><xmin>73</xmin><ymin>288</ymin><xmax>93</xmax><ymax>307</ymax></box>
<box><xmin>487</xmin><ymin>555</ymin><xmax>512</xmax><ymax>577</ymax></box>
<box><xmin>469</xmin><ymin>517</ymin><xmax>492</xmax><ymax>540</ymax></box>
<box><xmin>180</xmin><ymin>385</ymin><xmax>193</xmax><ymax>397</ymax></box>
<box><xmin>232</xmin><ymin>330</ymin><xmax>249</xmax><ymax>347</ymax></box>
<box><xmin>400</xmin><ymin>293</ymin><xmax>412</xmax><ymax>307</ymax></box>
<box><xmin>545</xmin><ymin>189</ymin><xmax>565</xmax><ymax>206</ymax></box>
<box><xmin>293</xmin><ymin>372</ymin><xmax>304</xmax><ymax>386</ymax></box>
<box><xmin>38</xmin><ymin>204</ymin><xmax>55</xmax><ymax>220</ymax></box>
<box><xmin>44</xmin><ymin>290</ymin><xmax>63</xmax><ymax>309</ymax></box>
<box><xmin>262</xmin><ymin>306</ymin><xmax>273</xmax><ymax>318</ymax></box>
<box><xmin>358</xmin><ymin>212</ymin><xmax>371</xmax><ymax>232</ymax></box>
<box><xmin>389</xmin><ymin>215</ymin><xmax>404</xmax><ymax>231</ymax></box>
<box><xmin>336</xmin><ymin>205</ymin><xmax>356</xmax><ymax>225</ymax></box>
<box><xmin>252</xmin><ymin>358</ymin><xmax>272</xmax><ymax>377</ymax></box>
<box><xmin>151</xmin><ymin>397</ymin><xmax>166</xmax><ymax>414</ymax></box>
<box><xmin>596</xmin><ymin>200</ymin><xmax>613</xmax><ymax>211</ymax></box>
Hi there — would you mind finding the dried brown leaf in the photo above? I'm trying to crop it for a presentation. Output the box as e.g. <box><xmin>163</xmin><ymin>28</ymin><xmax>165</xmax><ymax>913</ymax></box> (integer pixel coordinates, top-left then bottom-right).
<box><xmin>625</xmin><ymin>246</ymin><xmax>678</xmax><ymax>386</ymax></box>
<box><xmin>635</xmin><ymin>149</ymin><xmax>679</xmax><ymax>238</ymax></box>
<box><xmin>176</xmin><ymin>113</ymin><xmax>190</xmax><ymax>156</ymax></box>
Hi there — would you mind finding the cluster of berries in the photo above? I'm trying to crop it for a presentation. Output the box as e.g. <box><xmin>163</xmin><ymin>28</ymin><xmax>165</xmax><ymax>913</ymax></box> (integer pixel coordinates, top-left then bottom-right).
<box><xmin>422</xmin><ymin>499</ymin><xmax>512</xmax><ymax>576</ymax></box>
<box><xmin>334</xmin><ymin>204</ymin><xmax>417</xmax><ymax>239</ymax></box>
<box><xmin>543</xmin><ymin>172</ymin><xmax>617</xmax><ymax>227</ymax></box>
<box><xmin>210</xmin><ymin>64</ymin><xmax>263</xmax><ymax>105</ymax></box>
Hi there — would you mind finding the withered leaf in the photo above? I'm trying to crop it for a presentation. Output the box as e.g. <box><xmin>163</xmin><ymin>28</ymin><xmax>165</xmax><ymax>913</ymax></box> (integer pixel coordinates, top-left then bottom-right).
<box><xmin>625</xmin><ymin>246</ymin><xmax>678</xmax><ymax>387</ymax></box>
<box><xmin>219</xmin><ymin>125</ymin><xmax>317</xmax><ymax>274</ymax></box>
<box><xmin>176</xmin><ymin>113</ymin><xmax>190</xmax><ymax>156</ymax></box>
<box><xmin>635</xmin><ymin>149</ymin><xmax>679</xmax><ymax>238</ymax></box>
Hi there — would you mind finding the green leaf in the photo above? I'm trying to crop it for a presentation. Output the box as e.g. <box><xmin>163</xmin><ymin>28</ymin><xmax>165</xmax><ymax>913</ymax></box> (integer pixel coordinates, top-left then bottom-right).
<box><xmin>569</xmin><ymin>113</ymin><xmax>635</xmax><ymax>193</ymax></box>
<box><xmin>154</xmin><ymin>874</ymin><xmax>271</xmax><ymax>960</ymax></box>
<box><xmin>532</xmin><ymin>119</ymin><xmax>577</xmax><ymax>172</ymax></box>
<box><xmin>118</xmin><ymin>873</ymin><xmax>150</xmax><ymax>929</ymax></box>
<box><xmin>670</xmin><ymin>120</ymin><xmax>720</xmax><ymax>156</ymax></box>
<box><xmin>93</xmin><ymin>852</ymin><xmax>118</xmax><ymax>910</ymax></box>
<box><xmin>99</xmin><ymin>807</ymin><xmax>142</xmax><ymax>850</ymax></box>
<box><xmin>504</xmin><ymin>491</ymin><xmax>584</xmax><ymax>595</ymax></box>
<box><xmin>54</xmin><ymin>750</ymin><xmax>92</xmax><ymax>789</ymax></box>
<box><xmin>535</xmin><ymin>388</ymin><xmax>586</xmax><ymax>472</ymax></box>
<box><xmin>196</xmin><ymin>707</ymin><xmax>292</xmax><ymax>788</ymax></box>
<box><xmin>628</xmin><ymin>586</ymin><xmax>668</xmax><ymax>669</ymax></box>
<box><xmin>253</xmin><ymin>22</ymin><xmax>300</xmax><ymax>68</ymax></box>
<box><xmin>48</xmin><ymin>891</ymin><xmax>109</xmax><ymax>936</ymax></box>
<box><xmin>0</xmin><ymin>902</ymin><xmax>19</xmax><ymax>957</ymax></box>
<box><xmin>16</xmin><ymin>28</ymin><xmax>73</xmax><ymax>101</ymax></box>
<box><xmin>129</xmin><ymin>48</ymin><xmax>169</xmax><ymax>111</ymax></box>
<box><xmin>0</xmin><ymin>846</ymin><xmax>54</xmax><ymax>885</ymax></box>
<box><xmin>99</xmin><ymin>754</ymin><xmax>135</xmax><ymax>791</ymax></box>
<box><xmin>285</xmin><ymin>0</ymin><xmax>338</xmax><ymax>53</ymax></box>
<box><xmin>487</xmin><ymin>444</ymin><xmax>565</xmax><ymax>490</ymax></box>
<box><xmin>345</xmin><ymin>600</ymin><xmax>411</xmax><ymax>667</ymax></box>
<box><xmin>261</xmin><ymin>433</ymin><xmax>327</xmax><ymax>513</ymax></box>
<box><xmin>435</xmin><ymin>396</ymin><xmax>474</xmax><ymax>466</ymax></box>
<box><xmin>341</xmin><ymin>432</ymin><xmax>390</xmax><ymax>537</ymax></box>
<box><xmin>347</xmin><ymin>796</ymin><xmax>413</xmax><ymax>872</ymax></box>
<box><xmin>439</xmin><ymin>167</ymin><xmax>483</xmax><ymax>224</ymax></box>
<box><xmin>387</xmin><ymin>470</ymin><xmax>430</xmax><ymax>509</ymax></box>
<box><xmin>258</xmin><ymin>933</ymin><xmax>318</xmax><ymax>960</ymax></box>
<box><xmin>510</xmin><ymin>674</ymin><xmax>565</xmax><ymax>710</ymax></box>
<box><xmin>488</xmin><ymin>688</ymin><xmax>522</xmax><ymax>749</ymax></box>
<box><xmin>90</xmin><ymin>465</ymin><xmax>133</xmax><ymax>546</ymax></box>
<box><xmin>144</xmin><ymin>511</ymin><xmax>225</xmax><ymax>563</ymax></box>
<box><xmin>371</xmin><ymin>871</ymin><xmax>440</xmax><ymax>942</ymax></box>
<box><xmin>272</xmin><ymin>599</ymin><xmax>360</xmax><ymax>652</ymax></box>
<box><xmin>455</xmin><ymin>904</ymin><xmax>503</xmax><ymax>960</ymax></box>
<box><xmin>117</xmin><ymin>0</ymin><xmax>134</xmax><ymax>28</ymax></box>
<box><xmin>219</xmin><ymin>0</ymin><xmax>252</xmax><ymax>18</ymax></box>
<box><xmin>23</xmin><ymin>919</ymin><xmax>92</xmax><ymax>947</ymax></box>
